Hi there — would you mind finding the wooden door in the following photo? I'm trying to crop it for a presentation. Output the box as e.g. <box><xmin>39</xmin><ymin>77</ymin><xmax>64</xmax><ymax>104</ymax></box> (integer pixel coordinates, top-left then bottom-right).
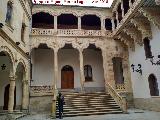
<box><xmin>61</xmin><ymin>65</ymin><xmax>74</xmax><ymax>89</ymax></box>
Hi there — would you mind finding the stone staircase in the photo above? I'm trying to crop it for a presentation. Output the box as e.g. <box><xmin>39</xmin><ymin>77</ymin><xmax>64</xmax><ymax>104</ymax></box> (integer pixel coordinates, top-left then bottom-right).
<box><xmin>56</xmin><ymin>92</ymin><xmax>123</xmax><ymax>118</ymax></box>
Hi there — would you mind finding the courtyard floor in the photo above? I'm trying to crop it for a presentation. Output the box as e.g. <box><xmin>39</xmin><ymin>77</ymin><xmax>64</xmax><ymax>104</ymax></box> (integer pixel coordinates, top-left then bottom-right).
<box><xmin>19</xmin><ymin>109</ymin><xmax>160</xmax><ymax>120</ymax></box>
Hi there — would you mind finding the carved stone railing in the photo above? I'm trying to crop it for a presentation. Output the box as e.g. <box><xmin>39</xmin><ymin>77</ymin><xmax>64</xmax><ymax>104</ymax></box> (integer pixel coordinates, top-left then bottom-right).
<box><xmin>113</xmin><ymin>0</ymin><xmax>143</xmax><ymax>36</ymax></box>
<box><xmin>116</xmin><ymin>84</ymin><xmax>126</xmax><ymax>91</ymax></box>
<box><xmin>106</xmin><ymin>83</ymin><xmax>127</xmax><ymax>113</ymax></box>
<box><xmin>30</xmin><ymin>86</ymin><xmax>54</xmax><ymax>96</ymax></box>
<box><xmin>31</xmin><ymin>28</ymin><xmax>112</xmax><ymax>37</ymax></box>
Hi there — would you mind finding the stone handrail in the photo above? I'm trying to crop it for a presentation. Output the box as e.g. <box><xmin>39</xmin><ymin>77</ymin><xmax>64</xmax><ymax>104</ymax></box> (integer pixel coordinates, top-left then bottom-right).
<box><xmin>31</xmin><ymin>28</ymin><xmax>112</xmax><ymax>37</ymax></box>
<box><xmin>106</xmin><ymin>82</ymin><xmax>127</xmax><ymax>113</ymax></box>
<box><xmin>116</xmin><ymin>84</ymin><xmax>126</xmax><ymax>91</ymax></box>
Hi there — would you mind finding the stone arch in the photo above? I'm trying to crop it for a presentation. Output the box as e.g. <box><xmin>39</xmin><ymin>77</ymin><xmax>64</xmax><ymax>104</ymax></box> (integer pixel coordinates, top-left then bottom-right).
<box><xmin>58</xmin><ymin>10</ymin><xmax>79</xmax><ymax>17</ymax></box>
<box><xmin>32</xmin><ymin>10</ymin><xmax>55</xmax><ymax>16</ymax></box>
<box><xmin>0</xmin><ymin>46</ymin><xmax>15</xmax><ymax>72</ymax></box>
<box><xmin>16</xmin><ymin>58</ymin><xmax>27</xmax><ymax>73</ymax></box>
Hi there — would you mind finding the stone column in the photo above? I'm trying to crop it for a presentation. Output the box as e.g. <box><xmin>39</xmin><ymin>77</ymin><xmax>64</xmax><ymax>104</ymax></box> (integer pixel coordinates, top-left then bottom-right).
<box><xmin>51</xmin><ymin>48</ymin><xmax>58</xmax><ymax>118</ymax></box>
<box><xmin>8</xmin><ymin>75</ymin><xmax>16</xmax><ymax>112</ymax></box>
<box><xmin>54</xmin><ymin>16</ymin><xmax>57</xmax><ymax>30</ymax></box>
<box><xmin>111</xmin><ymin>18</ymin><xmax>115</xmax><ymax>30</ymax></box>
<box><xmin>78</xmin><ymin>16</ymin><xmax>81</xmax><ymax>30</ymax></box>
<box><xmin>101</xmin><ymin>17</ymin><xmax>106</xmax><ymax>30</ymax></box>
<box><xmin>129</xmin><ymin>0</ymin><xmax>132</xmax><ymax>7</ymax></box>
<box><xmin>116</xmin><ymin>11</ymin><xmax>119</xmax><ymax>25</ymax></box>
<box><xmin>121</xmin><ymin>0</ymin><xmax>125</xmax><ymax>17</ymax></box>
<box><xmin>79</xmin><ymin>49</ymin><xmax>85</xmax><ymax>92</ymax></box>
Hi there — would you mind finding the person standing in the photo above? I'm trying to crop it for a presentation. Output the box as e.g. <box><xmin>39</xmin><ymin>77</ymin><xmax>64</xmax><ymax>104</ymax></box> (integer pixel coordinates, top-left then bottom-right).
<box><xmin>57</xmin><ymin>92</ymin><xmax>65</xmax><ymax>119</ymax></box>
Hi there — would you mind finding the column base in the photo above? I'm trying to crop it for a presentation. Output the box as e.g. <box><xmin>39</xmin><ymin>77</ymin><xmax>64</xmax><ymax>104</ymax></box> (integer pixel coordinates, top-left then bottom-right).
<box><xmin>51</xmin><ymin>99</ymin><xmax>56</xmax><ymax>119</ymax></box>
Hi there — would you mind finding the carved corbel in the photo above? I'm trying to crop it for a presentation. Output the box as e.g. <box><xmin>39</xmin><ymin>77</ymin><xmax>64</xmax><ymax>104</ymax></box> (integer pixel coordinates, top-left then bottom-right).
<box><xmin>131</xmin><ymin>17</ymin><xmax>152</xmax><ymax>40</ymax></box>
<box><xmin>118</xmin><ymin>32</ymin><xmax>135</xmax><ymax>51</ymax></box>
<box><xmin>123</xmin><ymin>26</ymin><xmax>143</xmax><ymax>46</ymax></box>
<box><xmin>139</xmin><ymin>7</ymin><xmax>160</xmax><ymax>29</ymax></box>
<box><xmin>155</xmin><ymin>0</ymin><xmax>160</xmax><ymax>5</ymax></box>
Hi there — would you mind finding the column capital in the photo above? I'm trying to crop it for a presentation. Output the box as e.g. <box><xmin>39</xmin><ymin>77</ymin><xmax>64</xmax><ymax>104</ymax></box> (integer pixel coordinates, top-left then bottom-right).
<box><xmin>9</xmin><ymin>75</ymin><xmax>16</xmax><ymax>81</ymax></box>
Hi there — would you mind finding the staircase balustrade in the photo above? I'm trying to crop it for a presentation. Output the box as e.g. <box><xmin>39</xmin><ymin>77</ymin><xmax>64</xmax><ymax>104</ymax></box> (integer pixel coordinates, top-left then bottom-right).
<box><xmin>106</xmin><ymin>83</ymin><xmax>127</xmax><ymax>113</ymax></box>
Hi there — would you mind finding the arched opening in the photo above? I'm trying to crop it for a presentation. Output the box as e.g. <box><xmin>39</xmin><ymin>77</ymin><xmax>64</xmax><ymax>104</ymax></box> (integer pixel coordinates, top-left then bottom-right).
<box><xmin>131</xmin><ymin>0</ymin><xmax>135</xmax><ymax>4</ymax></box>
<box><xmin>123</xmin><ymin>0</ymin><xmax>130</xmax><ymax>15</ymax></box>
<box><xmin>112</xmin><ymin>57</ymin><xmax>124</xmax><ymax>85</ymax></box>
<box><xmin>105</xmin><ymin>18</ymin><xmax>112</xmax><ymax>30</ymax></box>
<box><xmin>0</xmin><ymin>51</ymin><xmax>14</xmax><ymax>110</ymax></box>
<box><xmin>5</xmin><ymin>1</ymin><xmax>13</xmax><ymax>25</ymax></box>
<box><xmin>83</xmin><ymin>44</ymin><xmax>105</xmax><ymax>92</ymax></box>
<box><xmin>57</xmin><ymin>14</ymin><xmax>78</xmax><ymax>29</ymax></box>
<box><xmin>3</xmin><ymin>84</ymin><xmax>16</xmax><ymax>110</ymax></box>
<box><xmin>81</xmin><ymin>15</ymin><xmax>101</xmax><ymax>30</ymax></box>
<box><xmin>15</xmin><ymin>62</ymin><xmax>25</xmax><ymax>110</ymax></box>
<box><xmin>84</xmin><ymin>65</ymin><xmax>93</xmax><ymax>82</ymax></box>
<box><xmin>32</xmin><ymin>12</ymin><xmax>54</xmax><ymax>29</ymax></box>
<box><xmin>117</xmin><ymin>3</ymin><xmax>122</xmax><ymax>22</ymax></box>
<box><xmin>31</xmin><ymin>44</ymin><xmax>54</xmax><ymax>87</ymax></box>
<box><xmin>61</xmin><ymin>65</ymin><xmax>74</xmax><ymax>89</ymax></box>
<box><xmin>143</xmin><ymin>37</ymin><xmax>152</xmax><ymax>58</ymax></box>
<box><xmin>148</xmin><ymin>74</ymin><xmax>159</xmax><ymax>96</ymax></box>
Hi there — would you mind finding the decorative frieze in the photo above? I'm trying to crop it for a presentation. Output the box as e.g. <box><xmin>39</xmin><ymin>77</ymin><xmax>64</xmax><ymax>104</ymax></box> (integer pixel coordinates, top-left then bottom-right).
<box><xmin>131</xmin><ymin>17</ymin><xmax>152</xmax><ymax>40</ymax></box>
<box><xmin>139</xmin><ymin>7</ymin><xmax>160</xmax><ymax>29</ymax></box>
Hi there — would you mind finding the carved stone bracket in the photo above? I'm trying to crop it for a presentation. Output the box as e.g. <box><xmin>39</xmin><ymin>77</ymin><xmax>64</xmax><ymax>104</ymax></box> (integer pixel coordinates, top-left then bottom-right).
<box><xmin>131</xmin><ymin>17</ymin><xmax>152</xmax><ymax>40</ymax></box>
<box><xmin>123</xmin><ymin>26</ymin><xmax>143</xmax><ymax>46</ymax></box>
<box><xmin>155</xmin><ymin>0</ymin><xmax>160</xmax><ymax>5</ymax></box>
<box><xmin>139</xmin><ymin>7</ymin><xmax>160</xmax><ymax>29</ymax></box>
<box><xmin>117</xmin><ymin>32</ymin><xmax>135</xmax><ymax>51</ymax></box>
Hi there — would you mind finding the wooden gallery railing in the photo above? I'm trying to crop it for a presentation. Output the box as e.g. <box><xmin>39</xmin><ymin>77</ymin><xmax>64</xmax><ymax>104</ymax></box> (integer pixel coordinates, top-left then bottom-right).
<box><xmin>106</xmin><ymin>83</ymin><xmax>127</xmax><ymax>113</ymax></box>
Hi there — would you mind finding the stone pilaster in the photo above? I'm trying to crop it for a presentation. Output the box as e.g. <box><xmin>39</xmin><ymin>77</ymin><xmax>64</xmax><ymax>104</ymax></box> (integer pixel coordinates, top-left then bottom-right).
<box><xmin>22</xmin><ymin>79</ymin><xmax>29</xmax><ymax>110</ymax></box>
<box><xmin>78</xmin><ymin>16</ymin><xmax>81</xmax><ymax>29</ymax></box>
<box><xmin>8</xmin><ymin>75</ymin><xmax>16</xmax><ymax>112</ymax></box>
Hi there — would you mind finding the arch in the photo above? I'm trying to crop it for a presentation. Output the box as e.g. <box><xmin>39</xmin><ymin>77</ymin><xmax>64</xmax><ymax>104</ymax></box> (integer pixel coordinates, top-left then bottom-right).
<box><xmin>32</xmin><ymin>12</ymin><xmax>54</xmax><ymax>29</ymax></box>
<box><xmin>32</xmin><ymin>10</ymin><xmax>55</xmax><ymax>16</ymax></box>
<box><xmin>143</xmin><ymin>37</ymin><xmax>152</xmax><ymax>58</ymax></box>
<box><xmin>81</xmin><ymin>15</ymin><xmax>101</xmax><ymax>30</ymax></box>
<box><xmin>16</xmin><ymin>58</ymin><xmax>27</xmax><ymax>73</ymax></box>
<box><xmin>0</xmin><ymin>46</ymin><xmax>14</xmax><ymax>66</ymax></box>
<box><xmin>117</xmin><ymin>3</ymin><xmax>122</xmax><ymax>22</ymax></box>
<box><xmin>84</xmin><ymin>65</ymin><xmax>93</xmax><ymax>82</ymax></box>
<box><xmin>57</xmin><ymin>14</ymin><xmax>78</xmax><ymax>29</ymax></box>
<box><xmin>61</xmin><ymin>65</ymin><xmax>74</xmax><ymax>89</ymax></box>
<box><xmin>5</xmin><ymin>0</ymin><xmax>13</xmax><ymax>25</ymax></box>
<box><xmin>148</xmin><ymin>74</ymin><xmax>159</xmax><ymax>96</ymax></box>
<box><xmin>123</xmin><ymin>0</ymin><xmax>130</xmax><ymax>15</ymax></box>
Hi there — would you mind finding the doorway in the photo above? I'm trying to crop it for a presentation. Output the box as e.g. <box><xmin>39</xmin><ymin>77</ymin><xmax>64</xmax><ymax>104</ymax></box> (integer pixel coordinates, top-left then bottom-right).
<box><xmin>148</xmin><ymin>74</ymin><xmax>159</xmax><ymax>96</ymax></box>
<box><xmin>61</xmin><ymin>65</ymin><xmax>74</xmax><ymax>89</ymax></box>
<box><xmin>3</xmin><ymin>84</ymin><xmax>16</xmax><ymax>110</ymax></box>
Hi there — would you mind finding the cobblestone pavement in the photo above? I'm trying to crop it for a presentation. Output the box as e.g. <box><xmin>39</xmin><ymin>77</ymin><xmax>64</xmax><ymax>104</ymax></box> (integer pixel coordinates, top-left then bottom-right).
<box><xmin>19</xmin><ymin>109</ymin><xmax>160</xmax><ymax>120</ymax></box>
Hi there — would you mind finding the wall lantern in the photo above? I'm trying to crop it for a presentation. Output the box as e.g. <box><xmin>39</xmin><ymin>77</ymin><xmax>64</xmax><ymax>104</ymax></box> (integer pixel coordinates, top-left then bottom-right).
<box><xmin>131</xmin><ymin>64</ymin><xmax>142</xmax><ymax>75</ymax></box>
<box><xmin>1</xmin><ymin>64</ymin><xmax>6</xmax><ymax>70</ymax></box>
<box><xmin>149</xmin><ymin>55</ymin><xmax>160</xmax><ymax>66</ymax></box>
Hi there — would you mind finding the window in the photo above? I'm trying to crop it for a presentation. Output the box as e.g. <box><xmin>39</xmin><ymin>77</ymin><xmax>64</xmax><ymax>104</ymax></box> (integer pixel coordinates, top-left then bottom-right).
<box><xmin>144</xmin><ymin>38</ymin><xmax>152</xmax><ymax>58</ymax></box>
<box><xmin>5</xmin><ymin>1</ymin><xmax>13</xmax><ymax>25</ymax></box>
<box><xmin>148</xmin><ymin>74</ymin><xmax>159</xmax><ymax>96</ymax></box>
<box><xmin>21</xmin><ymin>23</ymin><xmax>25</xmax><ymax>42</ymax></box>
<box><xmin>84</xmin><ymin>65</ymin><xmax>93</xmax><ymax>82</ymax></box>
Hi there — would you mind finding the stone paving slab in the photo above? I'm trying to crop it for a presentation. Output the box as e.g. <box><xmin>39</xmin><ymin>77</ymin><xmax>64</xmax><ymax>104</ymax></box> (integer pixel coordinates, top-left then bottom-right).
<box><xmin>18</xmin><ymin>109</ymin><xmax>160</xmax><ymax>120</ymax></box>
